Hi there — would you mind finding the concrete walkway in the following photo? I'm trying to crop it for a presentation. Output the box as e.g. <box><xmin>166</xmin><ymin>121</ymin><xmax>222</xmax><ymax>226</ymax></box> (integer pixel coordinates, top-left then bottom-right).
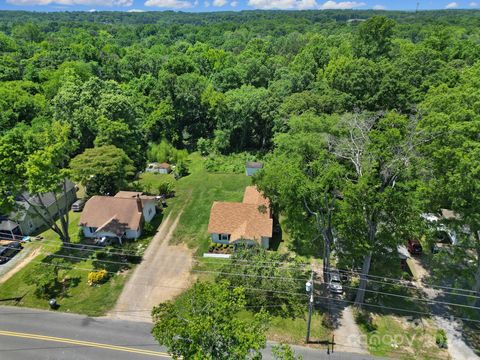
<box><xmin>409</xmin><ymin>258</ymin><xmax>479</xmax><ymax>360</ymax></box>
<box><xmin>333</xmin><ymin>306</ymin><xmax>369</xmax><ymax>354</ymax></box>
<box><xmin>109</xmin><ymin>210</ymin><xmax>193</xmax><ymax>322</ymax></box>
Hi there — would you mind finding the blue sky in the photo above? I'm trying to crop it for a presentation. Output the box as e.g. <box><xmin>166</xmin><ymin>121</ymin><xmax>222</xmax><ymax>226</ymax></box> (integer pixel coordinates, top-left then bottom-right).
<box><xmin>0</xmin><ymin>0</ymin><xmax>478</xmax><ymax>13</ymax></box>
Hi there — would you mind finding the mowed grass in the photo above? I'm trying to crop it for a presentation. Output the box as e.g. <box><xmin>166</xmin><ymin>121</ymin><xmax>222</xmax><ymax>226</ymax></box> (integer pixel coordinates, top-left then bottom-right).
<box><xmin>239</xmin><ymin>311</ymin><xmax>332</xmax><ymax>346</ymax></box>
<box><xmin>0</xmin><ymin>210</ymin><xmax>158</xmax><ymax>316</ymax></box>
<box><xmin>139</xmin><ymin>153</ymin><xmax>251</xmax><ymax>254</ymax></box>
<box><xmin>357</xmin><ymin>314</ymin><xmax>449</xmax><ymax>359</ymax></box>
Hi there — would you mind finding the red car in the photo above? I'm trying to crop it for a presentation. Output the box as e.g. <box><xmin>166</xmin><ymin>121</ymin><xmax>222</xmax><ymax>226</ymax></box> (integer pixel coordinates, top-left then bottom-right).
<box><xmin>407</xmin><ymin>239</ymin><xmax>423</xmax><ymax>255</ymax></box>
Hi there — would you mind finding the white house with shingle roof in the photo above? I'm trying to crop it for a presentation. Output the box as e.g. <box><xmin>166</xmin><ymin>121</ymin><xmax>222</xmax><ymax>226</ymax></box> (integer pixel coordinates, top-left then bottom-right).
<box><xmin>79</xmin><ymin>191</ymin><xmax>156</xmax><ymax>243</ymax></box>
<box><xmin>207</xmin><ymin>186</ymin><xmax>273</xmax><ymax>249</ymax></box>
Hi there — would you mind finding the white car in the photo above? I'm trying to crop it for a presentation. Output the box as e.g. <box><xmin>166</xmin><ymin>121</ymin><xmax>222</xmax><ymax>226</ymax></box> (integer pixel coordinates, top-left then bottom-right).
<box><xmin>328</xmin><ymin>272</ymin><xmax>343</xmax><ymax>295</ymax></box>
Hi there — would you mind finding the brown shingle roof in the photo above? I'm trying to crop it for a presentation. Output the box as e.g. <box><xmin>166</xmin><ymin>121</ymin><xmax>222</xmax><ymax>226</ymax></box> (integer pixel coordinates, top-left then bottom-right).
<box><xmin>243</xmin><ymin>186</ymin><xmax>270</xmax><ymax>211</ymax></box>
<box><xmin>114</xmin><ymin>191</ymin><xmax>143</xmax><ymax>198</ymax></box>
<box><xmin>207</xmin><ymin>186</ymin><xmax>273</xmax><ymax>242</ymax></box>
<box><xmin>79</xmin><ymin>196</ymin><xmax>143</xmax><ymax>233</ymax></box>
<box><xmin>208</xmin><ymin>202</ymin><xmax>273</xmax><ymax>241</ymax></box>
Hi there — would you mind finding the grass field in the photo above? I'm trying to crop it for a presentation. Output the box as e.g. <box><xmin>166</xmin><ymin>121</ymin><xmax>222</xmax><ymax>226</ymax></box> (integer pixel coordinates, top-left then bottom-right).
<box><xmin>0</xmin><ymin>210</ymin><xmax>160</xmax><ymax>316</ymax></box>
<box><xmin>139</xmin><ymin>153</ymin><xmax>252</xmax><ymax>255</ymax></box>
<box><xmin>356</xmin><ymin>312</ymin><xmax>449</xmax><ymax>359</ymax></box>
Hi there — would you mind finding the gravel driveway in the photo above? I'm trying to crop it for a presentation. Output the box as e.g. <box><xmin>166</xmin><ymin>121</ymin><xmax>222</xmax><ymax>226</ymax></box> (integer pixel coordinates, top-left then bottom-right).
<box><xmin>109</xmin><ymin>211</ymin><xmax>193</xmax><ymax>322</ymax></box>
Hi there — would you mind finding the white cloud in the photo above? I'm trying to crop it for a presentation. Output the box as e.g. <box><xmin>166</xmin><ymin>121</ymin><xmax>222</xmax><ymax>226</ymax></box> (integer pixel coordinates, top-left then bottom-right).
<box><xmin>88</xmin><ymin>7</ymin><xmax>96</xmax><ymax>10</ymax></box>
<box><xmin>319</xmin><ymin>0</ymin><xmax>365</xmax><ymax>9</ymax></box>
<box><xmin>230</xmin><ymin>0</ymin><xmax>237</xmax><ymax>5</ymax></box>
<box><xmin>213</xmin><ymin>0</ymin><xmax>226</xmax><ymax>5</ymax></box>
<box><xmin>469</xmin><ymin>1</ymin><xmax>478</xmax><ymax>6</ymax></box>
<box><xmin>373</xmin><ymin>4</ymin><xmax>385</xmax><ymax>10</ymax></box>
<box><xmin>445</xmin><ymin>2</ymin><xmax>458</xmax><ymax>8</ymax></box>
<box><xmin>247</xmin><ymin>0</ymin><xmax>365</xmax><ymax>9</ymax></box>
<box><xmin>7</xmin><ymin>0</ymin><xmax>132</xmax><ymax>5</ymax></box>
<box><xmin>144</xmin><ymin>0</ymin><xmax>192</xmax><ymax>7</ymax></box>
<box><xmin>127</xmin><ymin>8</ymin><xmax>145</xmax><ymax>11</ymax></box>
<box><xmin>204</xmin><ymin>0</ymin><xmax>209</xmax><ymax>6</ymax></box>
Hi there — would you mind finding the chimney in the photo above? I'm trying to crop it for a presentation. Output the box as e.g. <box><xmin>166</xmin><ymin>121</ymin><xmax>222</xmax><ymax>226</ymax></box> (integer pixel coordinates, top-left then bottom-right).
<box><xmin>136</xmin><ymin>194</ymin><xmax>143</xmax><ymax>213</ymax></box>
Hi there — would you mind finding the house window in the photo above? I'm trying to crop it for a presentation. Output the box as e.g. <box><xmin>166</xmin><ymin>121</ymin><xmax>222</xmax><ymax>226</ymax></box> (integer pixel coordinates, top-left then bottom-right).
<box><xmin>89</xmin><ymin>227</ymin><xmax>97</xmax><ymax>233</ymax></box>
<box><xmin>220</xmin><ymin>233</ymin><xmax>230</xmax><ymax>241</ymax></box>
<box><xmin>148</xmin><ymin>208</ymin><xmax>152</xmax><ymax>215</ymax></box>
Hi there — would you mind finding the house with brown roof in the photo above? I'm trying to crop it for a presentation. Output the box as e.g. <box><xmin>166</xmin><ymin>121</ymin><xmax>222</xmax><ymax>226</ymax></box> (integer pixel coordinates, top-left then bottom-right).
<box><xmin>79</xmin><ymin>191</ymin><xmax>156</xmax><ymax>243</ymax></box>
<box><xmin>207</xmin><ymin>186</ymin><xmax>273</xmax><ymax>249</ymax></box>
<box><xmin>146</xmin><ymin>162</ymin><xmax>172</xmax><ymax>174</ymax></box>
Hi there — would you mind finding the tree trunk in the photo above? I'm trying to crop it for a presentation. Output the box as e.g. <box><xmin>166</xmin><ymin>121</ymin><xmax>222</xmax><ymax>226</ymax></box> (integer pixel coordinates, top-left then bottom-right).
<box><xmin>323</xmin><ymin>229</ymin><xmax>331</xmax><ymax>283</ymax></box>
<box><xmin>355</xmin><ymin>251</ymin><xmax>372</xmax><ymax>306</ymax></box>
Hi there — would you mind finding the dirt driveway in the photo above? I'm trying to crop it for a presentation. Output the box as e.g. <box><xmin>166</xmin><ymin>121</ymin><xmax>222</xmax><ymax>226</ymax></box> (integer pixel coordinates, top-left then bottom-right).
<box><xmin>109</xmin><ymin>211</ymin><xmax>194</xmax><ymax>322</ymax></box>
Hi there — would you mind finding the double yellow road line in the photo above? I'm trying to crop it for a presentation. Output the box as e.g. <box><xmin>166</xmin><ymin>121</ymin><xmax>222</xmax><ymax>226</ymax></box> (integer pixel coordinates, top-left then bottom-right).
<box><xmin>0</xmin><ymin>330</ymin><xmax>171</xmax><ymax>358</ymax></box>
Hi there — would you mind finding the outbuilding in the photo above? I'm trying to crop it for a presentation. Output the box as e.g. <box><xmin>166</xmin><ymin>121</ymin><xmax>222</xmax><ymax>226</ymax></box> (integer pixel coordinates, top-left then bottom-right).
<box><xmin>245</xmin><ymin>161</ymin><xmax>263</xmax><ymax>176</ymax></box>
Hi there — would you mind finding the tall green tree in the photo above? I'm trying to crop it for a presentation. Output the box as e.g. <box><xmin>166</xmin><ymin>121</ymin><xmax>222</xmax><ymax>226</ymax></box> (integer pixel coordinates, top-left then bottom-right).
<box><xmin>151</xmin><ymin>281</ymin><xmax>269</xmax><ymax>360</ymax></box>
<box><xmin>256</xmin><ymin>114</ymin><xmax>343</xmax><ymax>281</ymax></box>
<box><xmin>332</xmin><ymin>112</ymin><xmax>420</xmax><ymax>305</ymax></box>
<box><xmin>69</xmin><ymin>145</ymin><xmax>135</xmax><ymax>196</ymax></box>
<box><xmin>0</xmin><ymin>122</ymin><xmax>75</xmax><ymax>243</ymax></box>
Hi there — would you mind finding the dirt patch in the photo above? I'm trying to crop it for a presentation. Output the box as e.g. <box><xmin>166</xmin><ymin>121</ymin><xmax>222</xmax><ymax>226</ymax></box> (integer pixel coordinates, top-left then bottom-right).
<box><xmin>0</xmin><ymin>247</ymin><xmax>40</xmax><ymax>284</ymax></box>
<box><xmin>108</xmin><ymin>209</ymin><xmax>194</xmax><ymax>322</ymax></box>
<box><xmin>334</xmin><ymin>306</ymin><xmax>369</xmax><ymax>354</ymax></box>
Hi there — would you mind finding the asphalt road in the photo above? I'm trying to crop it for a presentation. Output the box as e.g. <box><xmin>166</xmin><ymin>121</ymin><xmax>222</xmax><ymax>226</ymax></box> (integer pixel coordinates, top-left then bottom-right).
<box><xmin>0</xmin><ymin>306</ymin><xmax>378</xmax><ymax>360</ymax></box>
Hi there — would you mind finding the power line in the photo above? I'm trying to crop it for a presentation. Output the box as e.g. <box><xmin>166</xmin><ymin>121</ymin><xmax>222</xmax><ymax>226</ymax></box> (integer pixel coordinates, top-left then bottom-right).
<box><xmin>4</xmin><ymin>244</ymin><xmax>480</xmax><ymax>322</ymax></box>
<box><xmin>5</xmin><ymin>256</ymin><xmax>480</xmax><ymax>325</ymax></box>
<box><xmin>191</xmin><ymin>268</ymin><xmax>480</xmax><ymax>313</ymax></box>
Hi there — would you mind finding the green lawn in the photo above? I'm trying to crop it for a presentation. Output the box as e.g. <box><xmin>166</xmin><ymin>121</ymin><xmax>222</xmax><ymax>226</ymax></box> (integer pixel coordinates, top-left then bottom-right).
<box><xmin>356</xmin><ymin>313</ymin><xmax>449</xmax><ymax>359</ymax></box>
<box><xmin>138</xmin><ymin>153</ymin><xmax>252</xmax><ymax>254</ymax></box>
<box><xmin>239</xmin><ymin>310</ymin><xmax>332</xmax><ymax>346</ymax></box>
<box><xmin>0</xmin><ymin>210</ymin><xmax>160</xmax><ymax>316</ymax></box>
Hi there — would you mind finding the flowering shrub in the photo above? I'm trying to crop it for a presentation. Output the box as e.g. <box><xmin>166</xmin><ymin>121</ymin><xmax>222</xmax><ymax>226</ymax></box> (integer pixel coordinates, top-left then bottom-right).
<box><xmin>87</xmin><ymin>270</ymin><xmax>108</xmax><ymax>286</ymax></box>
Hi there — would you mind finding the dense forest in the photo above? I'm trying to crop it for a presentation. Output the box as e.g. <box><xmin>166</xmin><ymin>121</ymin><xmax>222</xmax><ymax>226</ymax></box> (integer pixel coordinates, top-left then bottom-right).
<box><xmin>1</xmin><ymin>10</ymin><xmax>480</xmax><ymax>157</ymax></box>
<box><xmin>1</xmin><ymin>9</ymin><xmax>480</xmax><ymax>315</ymax></box>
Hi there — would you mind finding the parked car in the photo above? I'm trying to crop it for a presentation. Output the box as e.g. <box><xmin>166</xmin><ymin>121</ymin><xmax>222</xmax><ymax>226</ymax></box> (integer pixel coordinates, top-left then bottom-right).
<box><xmin>0</xmin><ymin>241</ymin><xmax>22</xmax><ymax>264</ymax></box>
<box><xmin>94</xmin><ymin>236</ymin><xmax>114</xmax><ymax>247</ymax></box>
<box><xmin>328</xmin><ymin>270</ymin><xmax>343</xmax><ymax>295</ymax></box>
<box><xmin>71</xmin><ymin>199</ymin><xmax>86</xmax><ymax>212</ymax></box>
<box><xmin>407</xmin><ymin>239</ymin><xmax>423</xmax><ymax>255</ymax></box>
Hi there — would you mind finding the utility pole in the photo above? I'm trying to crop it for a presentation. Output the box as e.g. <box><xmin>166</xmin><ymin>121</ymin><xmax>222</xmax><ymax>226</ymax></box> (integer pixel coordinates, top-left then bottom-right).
<box><xmin>305</xmin><ymin>270</ymin><xmax>314</xmax><ymax>343</ymax></box>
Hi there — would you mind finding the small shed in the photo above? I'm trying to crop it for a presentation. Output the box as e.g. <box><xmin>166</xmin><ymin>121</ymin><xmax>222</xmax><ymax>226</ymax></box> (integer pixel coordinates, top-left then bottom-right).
<box><xmin>146</xmin><ymin>162</ymin><xmax>172</xmax><ymax>174</ymax></box>
<box><xmin>246</xmin><ymin>161</ymin><xmax>263</xmax><ymax>176</ymax></box>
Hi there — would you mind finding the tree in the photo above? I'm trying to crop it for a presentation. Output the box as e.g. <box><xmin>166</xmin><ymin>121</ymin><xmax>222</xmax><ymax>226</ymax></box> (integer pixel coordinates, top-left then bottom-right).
<box><xmin>217</xmin><ymin>247</ymin><xmax>309</xmax><ymax>318</ymax></box>
<box><xmin>272</xmin><ymin>344</ymin><xmax>303</xmax><ymax>360</ymax></box>
<box><xmin>419</xmin><ymin>64</ymin><xmax>480</xmax><ymax>306</ymax></box>
<box><xmin>354</xmin><ymin>16</ymin><xmax>396</xmax><ymax>59</ymax></box>
<box><xmin>332</xmin><ymin>112</ymin><xmax>420</xmax><ymax>305</ymax></box>
<box><xmin>69</xmin><ymin>145</ymin><xmax>135</xmax><ymax>196</ymax></box>
<box><xmin>151</xmin><ymin>281</ymin><xmax>269</xmax><ymax>360</ymax></box>
<box><xmin>256</xmin><ymin>114</ymin><xmax>343</xmax><ymax>281</ymax></box>
<box><xmin>0</xmin><ymin>122</ymin><xmax>76</xmax><ymax>243</ymax></box>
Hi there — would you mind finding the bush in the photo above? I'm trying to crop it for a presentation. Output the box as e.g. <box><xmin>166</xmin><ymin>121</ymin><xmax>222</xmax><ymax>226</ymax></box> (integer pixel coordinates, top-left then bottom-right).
<box><xmin>143</xmin><ymin>221</ymin><xmax>156</xmax><ymax>236</ymax></box>
<box><xmin>158</xmin><ymin>181</ymin><xmax>175</xmax><ymax>197</ymax></box>
<box><xmin>175</xmin><ymin>160</ymin><xmax>189</xmax><ymax>177</ymax></box>
<box><xmin>354</xmin><ymin>310</ymin><xmax>377</xmax><ymax>332</ymax></box>
<box><xmin>87</xmin><ymin>269</ymin><xmax>108</xmax><ymax>286</ymax></box>
<box><xmin>204</xmin><ymin>152</ymin><xmax>261</xmax><ymax>174</ymax></box>
<box><xmin>435</xmin><ymin>329</ymin><xmax>448</xmax><ymax>348</ymax></box>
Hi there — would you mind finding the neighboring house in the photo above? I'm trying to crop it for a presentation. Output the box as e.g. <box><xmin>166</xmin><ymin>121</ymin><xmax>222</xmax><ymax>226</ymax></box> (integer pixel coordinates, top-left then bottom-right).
<box><xmin>79</xmin><ymin>191</ymin><xmax>156</xmax><ymax>243</ymax></box>
<box><xmin>245</xmin><ymin>161</ymin><xmax>263</xmax><ymax>176</ymax></box>
<box><xmin>145</xmin><ymin>162</ymin><xmax>172</xmax><ymax>174</ymax></box>
<box><xmin>208</xmin><ymin>186</ymin><xmax>273</xmax><ymax>249</ymax></box>
<box><xmin>0</xmin><ymin>180</ymin><xmax>77</xmax><ymax>237</ymax></box>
